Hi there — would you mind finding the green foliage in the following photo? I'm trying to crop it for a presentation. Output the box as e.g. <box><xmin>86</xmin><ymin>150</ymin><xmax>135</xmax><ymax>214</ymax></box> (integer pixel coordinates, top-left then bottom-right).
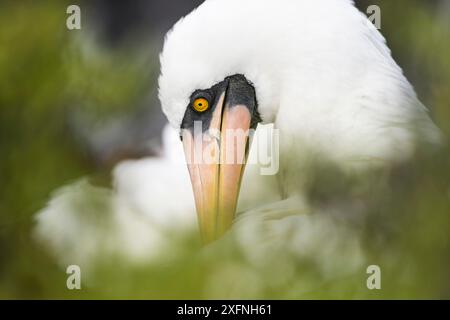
<box><xmin>0</xmin><ymin>1</ymin><xmax>152</xmax><ymax>298</ymax></box>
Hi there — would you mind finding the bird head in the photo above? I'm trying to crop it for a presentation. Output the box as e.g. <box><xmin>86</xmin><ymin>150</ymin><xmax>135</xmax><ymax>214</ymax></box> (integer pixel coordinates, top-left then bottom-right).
<box><xmin>157</xmin><ymin>0</ymin><xmax>282</xmax><ymax>243</ymax></box>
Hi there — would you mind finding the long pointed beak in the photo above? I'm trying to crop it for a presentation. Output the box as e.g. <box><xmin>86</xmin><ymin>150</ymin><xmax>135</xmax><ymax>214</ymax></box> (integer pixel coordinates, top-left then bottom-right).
<box><xmin>182</xmin><ymin>79</ymin><xmax>255</xmax><ymax>243</ymax></box>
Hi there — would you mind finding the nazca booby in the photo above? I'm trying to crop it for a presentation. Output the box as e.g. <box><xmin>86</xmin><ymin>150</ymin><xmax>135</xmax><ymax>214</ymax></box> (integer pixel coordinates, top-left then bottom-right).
<box><xmin>35</xmin><ymin>0</ymin><xmax>440</xmax><ymax>273</ymax></box>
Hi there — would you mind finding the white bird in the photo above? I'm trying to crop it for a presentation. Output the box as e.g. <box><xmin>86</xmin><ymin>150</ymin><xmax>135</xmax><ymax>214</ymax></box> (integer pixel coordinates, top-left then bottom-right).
<box><xmin>35</xmin><ymin>0</ymin><xmax>440</xmax><ymax>279</ymax></box>
<box><xmin>158</xmin><ymin>0</ymin><xmax>441</xmax><ymax>242</ymax></box>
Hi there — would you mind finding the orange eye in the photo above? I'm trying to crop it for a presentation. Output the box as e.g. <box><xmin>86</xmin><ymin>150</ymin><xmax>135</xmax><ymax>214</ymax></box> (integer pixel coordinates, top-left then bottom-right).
<box><xmin>193</xmin><ymin>98</ymin><xmax>209</xmax><ymax>112</ymax></box>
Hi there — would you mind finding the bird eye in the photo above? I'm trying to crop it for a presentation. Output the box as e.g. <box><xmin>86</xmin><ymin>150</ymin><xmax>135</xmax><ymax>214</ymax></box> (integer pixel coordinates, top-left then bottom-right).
<box><xmin>193</xmin><ymin>98</ymin><xmax>209</xmax><ymax>112</ymax></box>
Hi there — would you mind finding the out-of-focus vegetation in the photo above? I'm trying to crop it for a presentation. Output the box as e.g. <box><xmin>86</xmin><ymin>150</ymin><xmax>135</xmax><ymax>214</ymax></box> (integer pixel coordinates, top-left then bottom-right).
<box><xmin>0</xmin><ymin>1</ymin><xmax>154</xmax><ymax>298</ymax></box>
<box><xmin>0</xmin><ymin>0</ymin><xmax>449</xmax><ymax>299</ymax></box>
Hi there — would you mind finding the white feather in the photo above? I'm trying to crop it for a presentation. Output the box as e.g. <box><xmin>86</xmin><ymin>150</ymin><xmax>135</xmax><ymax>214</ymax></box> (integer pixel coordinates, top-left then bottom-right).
<box><xmin>34</xmin><ymin>126</ymin><xmax>196</xmax><ymax>268</ymax></box>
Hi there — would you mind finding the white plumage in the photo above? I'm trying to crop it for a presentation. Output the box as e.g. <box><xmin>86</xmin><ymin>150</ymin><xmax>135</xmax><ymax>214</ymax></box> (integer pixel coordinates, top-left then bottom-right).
<box><xmin>35</xmin><ymin>126</ymin><xmax>197</xmax><ymax>268</ymax></box>
<box><xmin>36</xmin><ymin>0</ymin><xmax>440</xmax><ymax>278</ymax></box>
